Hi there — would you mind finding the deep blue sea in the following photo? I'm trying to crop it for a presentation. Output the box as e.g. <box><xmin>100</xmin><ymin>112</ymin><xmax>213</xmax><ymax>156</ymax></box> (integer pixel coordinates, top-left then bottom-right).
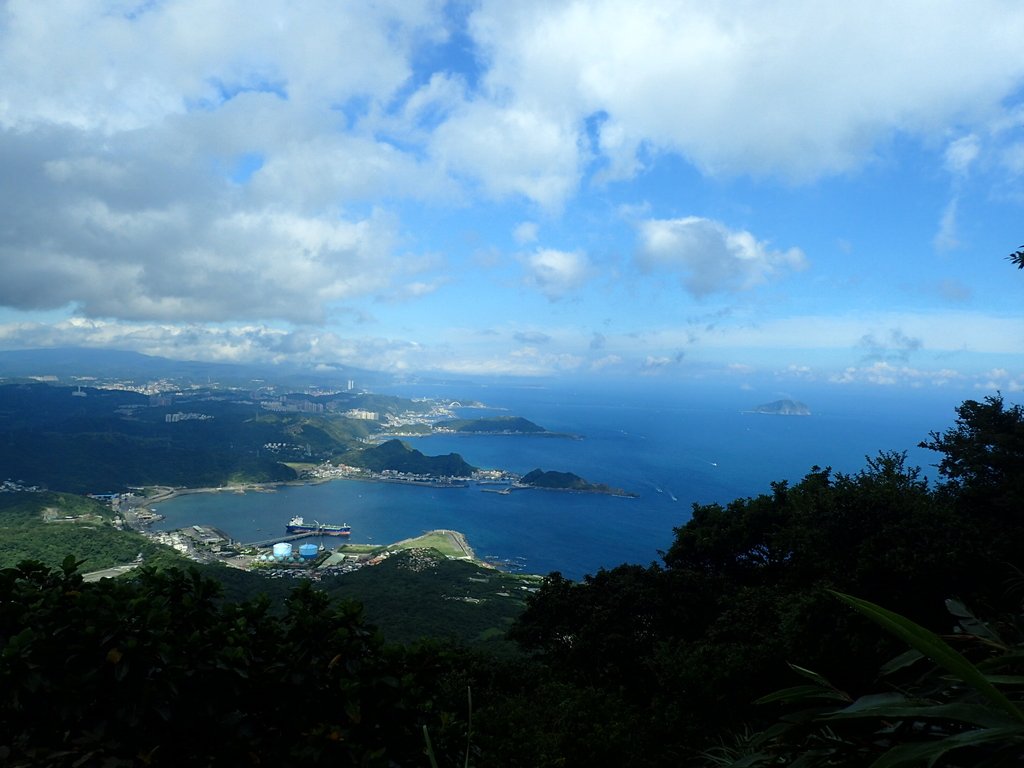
<box><xmin>153</xmin><ymin>380</ymin><xmax>973</xmax><ymax>579</ymax></box>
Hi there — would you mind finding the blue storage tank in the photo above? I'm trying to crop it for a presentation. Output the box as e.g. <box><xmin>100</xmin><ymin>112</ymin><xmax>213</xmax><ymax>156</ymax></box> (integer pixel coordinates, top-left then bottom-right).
<box><xmin>272</xmin><ymin>542</ymin><xmax>293</xmax><ymax>560</ymax></box>
<box><xmin>299</xmin><ymin>543</ymin><xmax>318</xmax><ymax>560</ymax></box>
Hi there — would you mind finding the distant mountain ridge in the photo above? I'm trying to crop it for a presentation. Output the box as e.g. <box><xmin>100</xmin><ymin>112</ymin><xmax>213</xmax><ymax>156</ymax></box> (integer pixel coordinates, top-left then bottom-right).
<box><xmin>0</xmin><ymin>347</ymin><xmax>382</xmax><ymax>387</ymax></box>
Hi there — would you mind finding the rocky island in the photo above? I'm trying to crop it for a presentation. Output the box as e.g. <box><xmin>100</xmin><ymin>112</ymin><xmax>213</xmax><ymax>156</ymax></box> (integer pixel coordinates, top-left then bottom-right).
<box><xmin>751</xmin><ymin>399</ymin><xmax>811</xmax><ymax>416</ymax></box>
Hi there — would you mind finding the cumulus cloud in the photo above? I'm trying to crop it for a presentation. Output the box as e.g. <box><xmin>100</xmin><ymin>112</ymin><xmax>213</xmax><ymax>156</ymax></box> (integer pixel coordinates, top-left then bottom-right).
<box><xmin>430</xmin><ymin>103</ymin><xmax>583</xmax><ymax>208</ymax></box>
<box><xmin>590</xmin><ymin>354</ymin><xmax>622</xmax><ymax>371</ymax></box>
<box><xmin>641</xmin><ymin>350</ymin><xmax>685</xmax><ymax>372</ymax></box>
<box><xmin>0</xmin><ymin>316</ymin><xmax>445</xmax><ymax>372</ymax></box>
<box><xmin>0</xmin><ymin>3</ymin><xmax>457</xmax><ymax>326</ymax></box>
<box><xmin>0</xmin><ymin>132</ymin><xmax>416</xmax><ymax>323</ymax></box>
<box><xmin>944</xmin><ymin>134</ymin><xmax>981</xmax><ymax>177</ymax></box>
<box><xmin>636</xmin><ymin>217</ymin><xmax>806</xmax><ymax>296</ymax></box>
<box><xmin>524</xmin><ymin>248</ymin><xmax>592</xmax><ymax>299</ymax></box>
<box><xmin>0</xmin><ymin>0</ymin><xmax>439</xmax><ymax>132</ymax></box>
<box><xmin>468</xmin><ymin>0</ymin><xmax>1024</xmax><ymax>181</ymax></box>
<box><xmin>830</xmin><ymin>362</ymin><xmax>964</xmax><ymax>387</ymax></box>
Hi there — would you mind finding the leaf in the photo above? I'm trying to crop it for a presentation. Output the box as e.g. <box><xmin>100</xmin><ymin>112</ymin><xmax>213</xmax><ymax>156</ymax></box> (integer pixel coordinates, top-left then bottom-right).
<box><xmin>787</xmin><ymin>663</ymin><xmax>836</xmax><ymax>689</ymax></box>
<box><xmin>755</xmin><ymin>685</ymin><xmax>850</xmax><ymax>705</ymax></box>
<box><xmin>946</xmin><ymin>598</ymin><xmax>1004</xmax><ymax>645</ymax></box>
<box><xmin>869</xmin><ymin>726</ymin><xmax>1024</xmax><ymax>768</ymax></box>
<box><xmin>423</xmin><ymin>725</ymin><xmax>440</xmax><ymax>768</ymax></box>
<box><xmin>826</xmin><ymin>700</ymin><xmax>1020</xmax><ymax>729</ymax></box>
<box><xmin>879</xmin><ymin>648</ymin><xmax>924</xmax><ymax>676</ymax></box>
<box><xmin>831</xmin><ymin>591</ymin><xmax>1024</xmax><ymax>724</ymax></box>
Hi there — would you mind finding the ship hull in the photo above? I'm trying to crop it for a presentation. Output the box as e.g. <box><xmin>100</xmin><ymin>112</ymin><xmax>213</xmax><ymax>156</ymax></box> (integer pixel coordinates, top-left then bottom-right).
<box><xmin>286</xmin><ymin>524</ymin><xmax>351</xmax><ymax>537</ymax></box>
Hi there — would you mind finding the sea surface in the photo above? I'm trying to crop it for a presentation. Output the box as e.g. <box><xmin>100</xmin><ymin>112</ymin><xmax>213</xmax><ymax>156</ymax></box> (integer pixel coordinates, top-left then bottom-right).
<box><xmin>153</xmin><ymin>380</ymin><xmax>972</xmax><ymax>580</ymax></box>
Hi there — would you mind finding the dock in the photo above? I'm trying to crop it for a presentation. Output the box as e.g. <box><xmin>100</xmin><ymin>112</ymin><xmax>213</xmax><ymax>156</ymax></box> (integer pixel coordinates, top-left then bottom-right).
<box><xmin>241</xmin><ymin>532</ymin><xmax>320</xmax><ymax>548</ymax></box>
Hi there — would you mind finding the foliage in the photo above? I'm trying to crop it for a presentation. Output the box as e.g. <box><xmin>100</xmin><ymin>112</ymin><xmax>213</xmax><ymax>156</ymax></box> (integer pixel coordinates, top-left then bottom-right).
<box><xmin>920</xmin><ymin>394</ymin><xmax>1024</xmax><ymax>515</ymax></box>
<box><xmin>436</xmin><ymin>416</ymin><xmax>546</xmax><ymax>433</ymax></box>
<box><xmin>1009</xmin><ymin>244</ymin><xmax>1024</xmax><ymax>269</ymax></box>
<box><xmin>519</xmin><ymin>468</ymin><xmax>624</xmax><ymax>494</ymax></box>
<box><xmin>0</xmin><ymin>492</ymin><xmax>159</xmax><ymax>570</ymax></box>
<box><xmin>0</xmin><ymin>559</ymin><xmax>472</xmax><ymax>767</ymax></box>
<box><xmin>507</xmin><ymin>448</ymin><xmax>1009</xmax><ymax>763</ymax></box>
<box><xmin>709</xmin><ymin>595</ymin><xmax>1024</xmax><ymax>767</ymax></box>
<box><xmin>320</xmin><ymin>551</ymin><xmax>534</xmax><ymax>650</ymax></box>
<box><xmin>0</xmin><ymin>382</ymin><xmax>432</xmax><ymax>493</ymax></box>
<box><xmin>337</xmin><ymin>439</ymin><xmax>476</xmax><ymax>476</ymax></box>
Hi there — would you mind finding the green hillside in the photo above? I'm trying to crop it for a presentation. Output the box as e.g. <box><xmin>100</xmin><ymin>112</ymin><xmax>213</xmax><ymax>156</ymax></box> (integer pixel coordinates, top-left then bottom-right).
<box><xmin>337</xmin><ymin>438</ymin><xmax>476</xmax><ymax>476</ymax></box>
<box><xmin>436</xmin><ymin>415</ymin><xmax>547</xmax><ymax>433</ymax></box>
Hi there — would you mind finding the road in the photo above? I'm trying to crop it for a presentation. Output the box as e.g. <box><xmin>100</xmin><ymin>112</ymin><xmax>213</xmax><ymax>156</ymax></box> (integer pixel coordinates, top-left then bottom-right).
<box><xmin>82</xmin><ymin>563</ymin><xmax>141</xmax><ymax>582</ymax></box>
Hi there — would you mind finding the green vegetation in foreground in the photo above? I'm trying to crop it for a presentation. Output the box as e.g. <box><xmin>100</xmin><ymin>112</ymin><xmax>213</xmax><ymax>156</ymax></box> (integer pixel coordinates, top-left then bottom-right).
<box><xmin>0</xmin><ymin>491</ymin><xmax>161</xmax><ymax>570</ymax></box>
<box><xmin>520</xmin><ymin>467</ymin><xmax>634</xmax><ymax>496</ymax></box>
<box><xmin>3</xmin><ymin>385</ymin><xmax>1023</xmax><ymax>766</ymax></box>
<box><xmin>436</xmin><ymin>415</ymin><xmax>547</xmax><ymax>433</ymax></box>
<box><xmin>321</xmin><ymin>550</ymin><xmax>539</xmax><ymax>648</ymax></box>
<box><xmin>336</xmin><ymin>438</ymin><xmax>476</xmax><ymax>476</ymax></box>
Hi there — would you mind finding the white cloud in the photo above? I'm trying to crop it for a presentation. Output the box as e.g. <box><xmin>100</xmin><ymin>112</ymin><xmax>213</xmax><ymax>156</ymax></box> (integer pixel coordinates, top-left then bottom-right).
<box><xmin>934</xmin><ymin>198</ymin><xmax>961</xmax><ymax>252</ymax></box>
<box><xmin>636</xmin><ymin>216</ymin><xmax>806</xmax><ymax>295</ymax></box>
<box><xmin>514</xmin><ymin>221</ymin><xmax>539</xmax><ymax>244</ymax></box>
<box><xmin>829</xmin><ymin>362</ymin><xmax>965</xmax><ymax>387</ymax></box>
<box><xmin>0</xmin><ymin>0</ymin><xmax>440</xmax><ymax>132</ymax></box>
<box><xmin>468</xmin><ymin>0</ymin><xmax>1024</xmax><ymax>181</ymax></box>
<box><xmin>430</xmin><ymin>103</ymin><xmax>583</xmax><ymax>208</ymax></box>
<box><xmin>524</xmin><ymin>248</ymin><xmax>592</xmax><ymax>299</ymax></box>
<box><xmin>944</xmin><ymin>134</ymin><xmax>981</xmax><ymax>177</ymax></box>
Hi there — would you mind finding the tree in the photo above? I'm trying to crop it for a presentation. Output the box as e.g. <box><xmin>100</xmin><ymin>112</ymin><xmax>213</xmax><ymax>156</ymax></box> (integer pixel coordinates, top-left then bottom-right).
<box><xmin>0</xmin><ymin>559</ymin><xmax>470</xmax><ymax>766</ymax></box>
<box><xmin>1009</xmin><ymin>244</ymin><xmax>1024</xmax><ymax>269</ymax></box>
<box><xmin>919</xmin><ymin>394</ymin><xmax>1024</xmax><ymax>514</ymax></box>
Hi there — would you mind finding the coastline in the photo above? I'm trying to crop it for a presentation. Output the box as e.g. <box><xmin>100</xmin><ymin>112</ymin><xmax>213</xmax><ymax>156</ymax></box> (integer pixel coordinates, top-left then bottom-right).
<box><xmin>389</xmin><ymin>529</ymin><xmax>477</xmax><ymax>561</ymax></box>
<box><xmin>146</xmin><ymin>484</ymin><xmax>487</xmax><ymax>567</ymax></box>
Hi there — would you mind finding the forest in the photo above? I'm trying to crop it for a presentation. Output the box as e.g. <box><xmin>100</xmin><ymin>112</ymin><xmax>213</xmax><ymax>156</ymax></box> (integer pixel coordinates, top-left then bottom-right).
<box><xmin>1</xmin><ymin>393</ymin><xmax>1023</xmax><ymax>766</ymax></box>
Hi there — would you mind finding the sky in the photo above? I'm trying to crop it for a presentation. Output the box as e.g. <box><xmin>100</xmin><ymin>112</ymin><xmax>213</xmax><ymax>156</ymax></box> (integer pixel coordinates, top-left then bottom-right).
<box><xmin>1</xmin><ymin>0</ymin><xmax>1023</xmax><ymax>392</ymax></box>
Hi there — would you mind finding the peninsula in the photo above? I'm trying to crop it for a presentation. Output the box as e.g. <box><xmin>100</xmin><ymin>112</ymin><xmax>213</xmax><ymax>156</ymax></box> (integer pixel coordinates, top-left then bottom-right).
<box><xmin>335</xmin><ymin>439</ymin><xmax>476</xmax><ymax>479</ymax></box>
<box><xmin>519</xmin><ymin>468</ymin><xmax>635</xmax><ymax>497</ymax></box>
<box><xmin>434</xmin><ymin>415</ymin><xmax>575</xmax><ymax>437</ymax></box>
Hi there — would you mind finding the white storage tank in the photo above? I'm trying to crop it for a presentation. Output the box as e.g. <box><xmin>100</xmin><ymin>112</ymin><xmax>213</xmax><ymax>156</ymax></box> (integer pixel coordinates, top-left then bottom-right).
<box><xmin>272</xmin><ymin>542</ymin><xmax>293</xmax><ymax>560</ymax></box>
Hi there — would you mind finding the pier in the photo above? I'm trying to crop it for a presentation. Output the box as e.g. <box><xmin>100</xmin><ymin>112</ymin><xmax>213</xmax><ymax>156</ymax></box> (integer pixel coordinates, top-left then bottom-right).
<box><xmin>241</xmin><ymin>532</ymin><xmax>320</xmax><ymax>548</ymax></box>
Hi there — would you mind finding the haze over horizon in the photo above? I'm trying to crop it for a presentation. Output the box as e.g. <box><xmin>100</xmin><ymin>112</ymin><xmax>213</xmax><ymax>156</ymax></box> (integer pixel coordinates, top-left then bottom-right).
<box><xmin>1</xmin><ymin>1</ymin><xmax>1023</xmax><ymax>392</ymax></box>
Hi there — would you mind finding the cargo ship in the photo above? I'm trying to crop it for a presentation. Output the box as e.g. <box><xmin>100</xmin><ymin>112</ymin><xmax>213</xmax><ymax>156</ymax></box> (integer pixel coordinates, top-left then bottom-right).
<box><xmin>286</xmin><ymin>515</ymin><xmax>351</xmax><ymax>537</ymax></box>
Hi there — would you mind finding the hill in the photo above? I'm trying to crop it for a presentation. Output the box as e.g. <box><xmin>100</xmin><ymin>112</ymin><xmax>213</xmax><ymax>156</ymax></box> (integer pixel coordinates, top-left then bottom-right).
<box><xmin>337</xmin><ymin>438</ymin><xmax>476</xmax><ymax>477</ymax></box>
<box><xmin>436</xmin><ymin>415</ymin><xmax>547</xmax><ymax>433</ymax></box>
<box><xmin>520</xmin><ymin>468</ymin><xmax>633</xmax><ymax>496</ymax></box>
<box><xmin>0</xmin><ymin>491</ymin><xmax>162</xmax><ymax>570</ymax></box>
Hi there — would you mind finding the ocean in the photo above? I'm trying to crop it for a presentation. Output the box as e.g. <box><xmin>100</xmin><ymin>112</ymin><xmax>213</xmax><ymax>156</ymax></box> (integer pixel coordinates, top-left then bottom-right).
<box><xmin>152</xmin><ymin>380</ymin><xmax>971</xmax><ymax>580</ymax></box>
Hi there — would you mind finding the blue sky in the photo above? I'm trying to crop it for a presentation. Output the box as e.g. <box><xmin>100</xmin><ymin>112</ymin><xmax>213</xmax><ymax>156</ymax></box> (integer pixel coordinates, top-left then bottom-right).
<box><xmin>0</xmin><ymin>0</ymin><xmax>1023</xmax><ymax>392</ymax></box>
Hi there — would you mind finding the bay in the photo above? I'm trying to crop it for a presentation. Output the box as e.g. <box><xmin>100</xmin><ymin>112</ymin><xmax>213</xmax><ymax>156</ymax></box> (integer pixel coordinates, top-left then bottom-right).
<box><xmin>153</xmin><ymin>380</ymin><xmax>965</xmax><ymax>580</ymax></box>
